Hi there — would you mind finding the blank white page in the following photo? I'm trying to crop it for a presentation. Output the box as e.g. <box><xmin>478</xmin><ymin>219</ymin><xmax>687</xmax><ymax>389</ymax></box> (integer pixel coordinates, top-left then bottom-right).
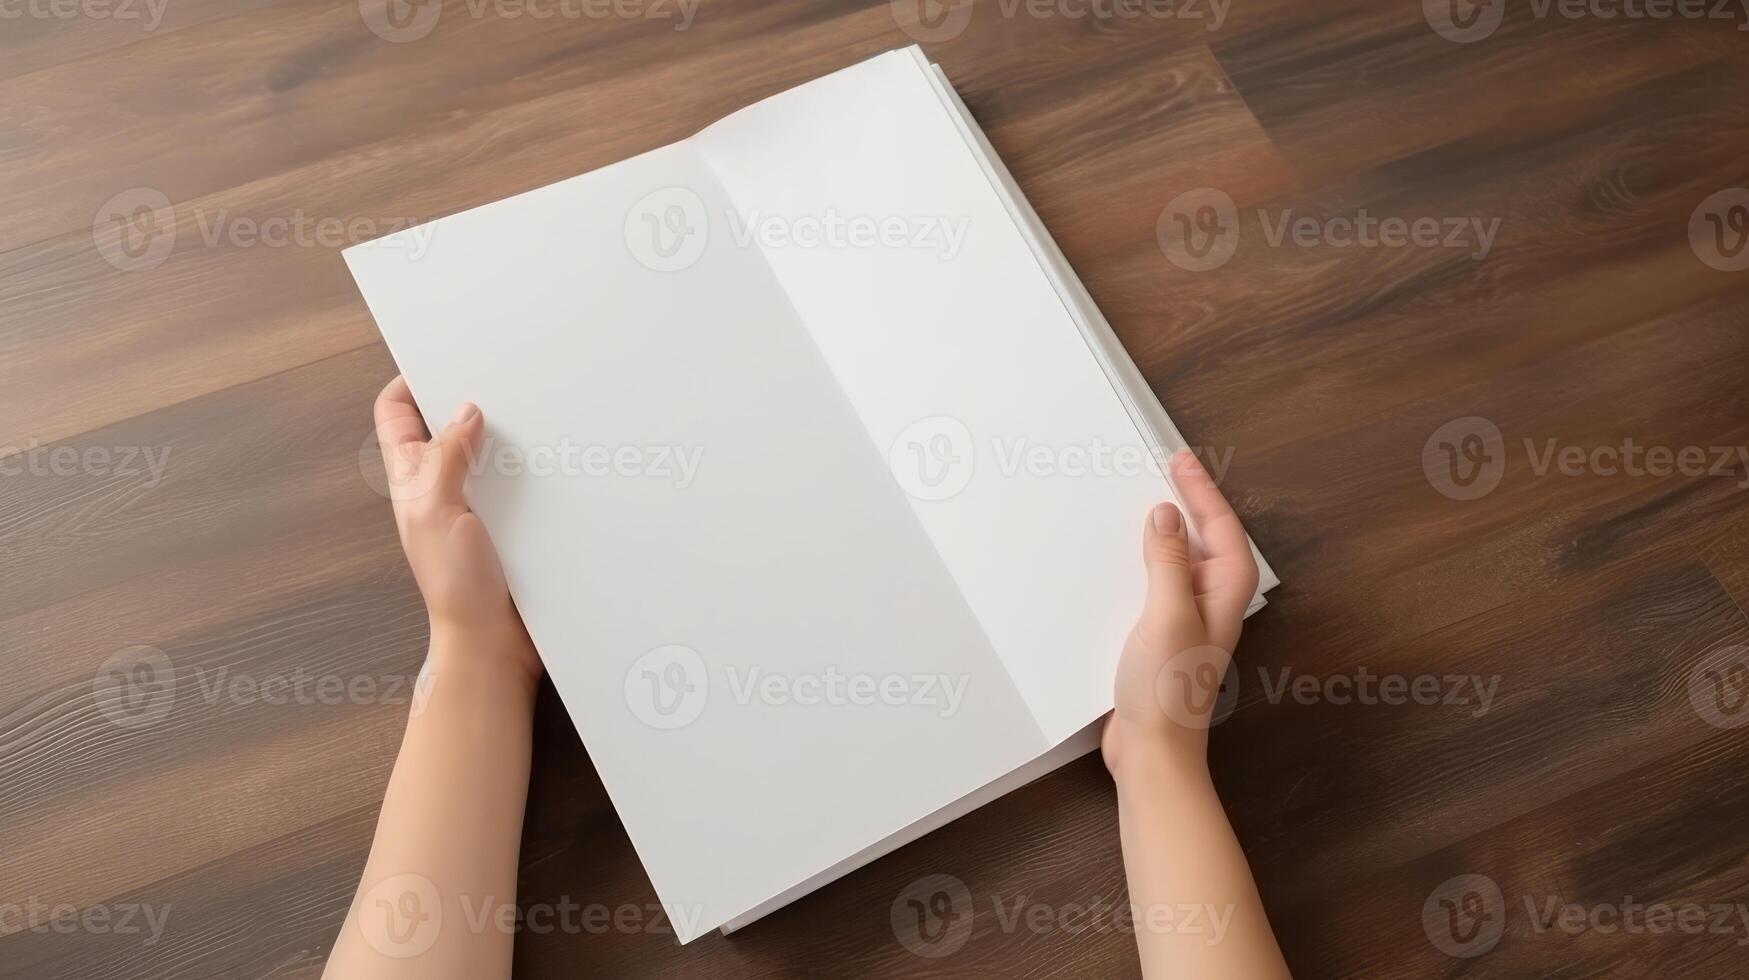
<box><xmin>920</xmin><ymin>61</ymin><xmax>1280</xmax><ymax>606</ymax></box>
<box><xmin>343</xmin><ymin>139</ymin><xmax>1047</xmax><ymax>941</ymax></box>
<box><xmin>696</xmin><ymin>50</ymin><xmax>1165</xmax><ymax>743</ymax></box>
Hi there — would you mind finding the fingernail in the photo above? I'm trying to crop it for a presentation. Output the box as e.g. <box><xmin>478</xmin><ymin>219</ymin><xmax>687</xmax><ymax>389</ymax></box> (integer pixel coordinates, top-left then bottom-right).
<box><xmin>451</xmin><ymin>402</ymin><xmax>479</xmax><ymax>426</ymax></box>
<box><xmin>1152</xmin><ymin>502</ymin><xmax>1182</xmax><ymax>535</ymax></box>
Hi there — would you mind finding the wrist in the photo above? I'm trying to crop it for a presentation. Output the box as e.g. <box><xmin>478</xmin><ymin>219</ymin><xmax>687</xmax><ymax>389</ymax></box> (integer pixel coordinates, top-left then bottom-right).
<box><xmin>427</xmin><ymin>618</ymin><xmax>542</xmax><ymax>704</ymax></box>
<box><xmin>1109</xmin><ymin>727</ymin><xmax>1213</xmax><ymax>796</ymax></box>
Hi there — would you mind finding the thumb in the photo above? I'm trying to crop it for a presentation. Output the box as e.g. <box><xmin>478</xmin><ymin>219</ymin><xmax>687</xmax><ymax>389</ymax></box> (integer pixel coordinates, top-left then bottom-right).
<box><xmin>1137</xmin><ymin>501</ymin><xmax>1202</xmax><ymax>649</ymax></box>
<box><xmin>431</xmin><ymin>402</ymin><xmax>484</xmax><ymax>508</ymax></box>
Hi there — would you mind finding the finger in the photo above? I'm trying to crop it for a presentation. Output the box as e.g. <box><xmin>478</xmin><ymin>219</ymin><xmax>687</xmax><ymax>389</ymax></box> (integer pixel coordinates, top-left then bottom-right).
<box><xmin>1169</xmin><ymin>450</ymin><xmax>1251</xmax><ymax>563</ymax></box>
<box><xmin>1192</xmin><ymin>558</ymin><xmax>1253</xmax><ymax>653</ymax></box>
<box><xmin>374</xmin><ymin>376</ymin><xmax>431</xmax><ymax>475</ymax></box>
<box><xmin>1172</xmin><ymin>451</ymin><xmax>1258</xmax><ymax>644</ymax></box>
<box><xmin>430</xmin><ymin>401</ymin><xmax>484</xmax><ymax>508</ymax></box>
<box><xmin>1136</xmin><ymin>501</ymin><xmax>1202</xmax><ymax>648</ymax></box>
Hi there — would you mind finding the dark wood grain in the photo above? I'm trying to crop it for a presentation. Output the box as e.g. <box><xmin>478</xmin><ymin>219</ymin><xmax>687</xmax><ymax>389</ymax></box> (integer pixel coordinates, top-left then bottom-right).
<box><xmin>4</xmin><ymin>0</ymin><xmax>1749</xmax><ymax>976</ymax></box>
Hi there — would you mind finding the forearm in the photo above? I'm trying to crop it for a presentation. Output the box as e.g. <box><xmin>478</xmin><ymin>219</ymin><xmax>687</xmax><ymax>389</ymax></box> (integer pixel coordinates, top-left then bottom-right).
<box><xmin>1114</xmin><ymin>746</ymin><xmax>1290</xmax><ymax>980</ymax></box>
<box><xmin>325</xmin><ymin>626</ymin><xmax>539</xmax><ymax>980</ymax></box>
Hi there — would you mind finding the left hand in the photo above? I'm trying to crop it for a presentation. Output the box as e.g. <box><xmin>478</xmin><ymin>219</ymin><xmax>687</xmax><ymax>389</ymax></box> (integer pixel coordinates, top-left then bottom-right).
<box><xmin>372</xmin><ymin>375</ymin><xmax>542</xmax><ymax>686</ymax></box>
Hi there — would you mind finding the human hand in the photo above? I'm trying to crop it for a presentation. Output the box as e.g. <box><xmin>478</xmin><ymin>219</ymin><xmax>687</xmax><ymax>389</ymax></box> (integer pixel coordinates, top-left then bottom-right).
<box><xmin>1102</xmin><ymin>450</ymin><xmax>1259</xmax><ymax>782</ymax></box>
<box><xmin>372</xmin><ymin>375</ymin><xmax>542</xmax><ymax>688</ymax></box>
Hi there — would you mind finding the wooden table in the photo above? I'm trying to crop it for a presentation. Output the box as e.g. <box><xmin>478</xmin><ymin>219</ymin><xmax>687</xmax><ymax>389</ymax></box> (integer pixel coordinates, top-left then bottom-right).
<box><xmin>5</xmin><ymin>0</ymin><xmax>1749</xmax><ymax>975</ymax></box>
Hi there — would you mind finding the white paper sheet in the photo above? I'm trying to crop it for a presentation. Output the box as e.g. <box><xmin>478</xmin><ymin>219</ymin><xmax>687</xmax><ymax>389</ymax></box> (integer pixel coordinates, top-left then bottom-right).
<box><xmin>344</xmin><ymin>47</ymin><xmax>1274</xmax><ymax>942</ymax></box>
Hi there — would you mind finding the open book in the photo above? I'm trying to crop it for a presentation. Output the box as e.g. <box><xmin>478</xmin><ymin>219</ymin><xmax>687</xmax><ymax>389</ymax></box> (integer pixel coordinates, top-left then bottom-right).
<box><xmin>343</xmin><ymin>46</ymin><xmax>1277</xmax><ymax>943</ymax></box>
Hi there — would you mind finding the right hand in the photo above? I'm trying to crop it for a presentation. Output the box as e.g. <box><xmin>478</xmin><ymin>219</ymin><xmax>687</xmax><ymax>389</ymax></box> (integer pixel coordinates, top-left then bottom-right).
<box><xmin>1102</xmin><ymin>450</ymin><xmax>1259</xmax><ymax>780</ymax></box>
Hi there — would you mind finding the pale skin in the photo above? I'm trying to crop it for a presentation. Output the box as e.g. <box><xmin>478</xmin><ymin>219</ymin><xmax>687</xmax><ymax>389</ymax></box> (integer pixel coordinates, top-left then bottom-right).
<box><xmin>324</xmin><ymin>376</ymin><xmax>1288</xmax><ymax>979</ymax></box>
<box><xmin>1103</xmin><ymin>451</ymin><xmax>1292</xmax><ymax>979</ymax></box>
<box><xmin>325</xmin><ymin>378</ymin><xmax>542</xmax><ymax>980</ymax></box>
